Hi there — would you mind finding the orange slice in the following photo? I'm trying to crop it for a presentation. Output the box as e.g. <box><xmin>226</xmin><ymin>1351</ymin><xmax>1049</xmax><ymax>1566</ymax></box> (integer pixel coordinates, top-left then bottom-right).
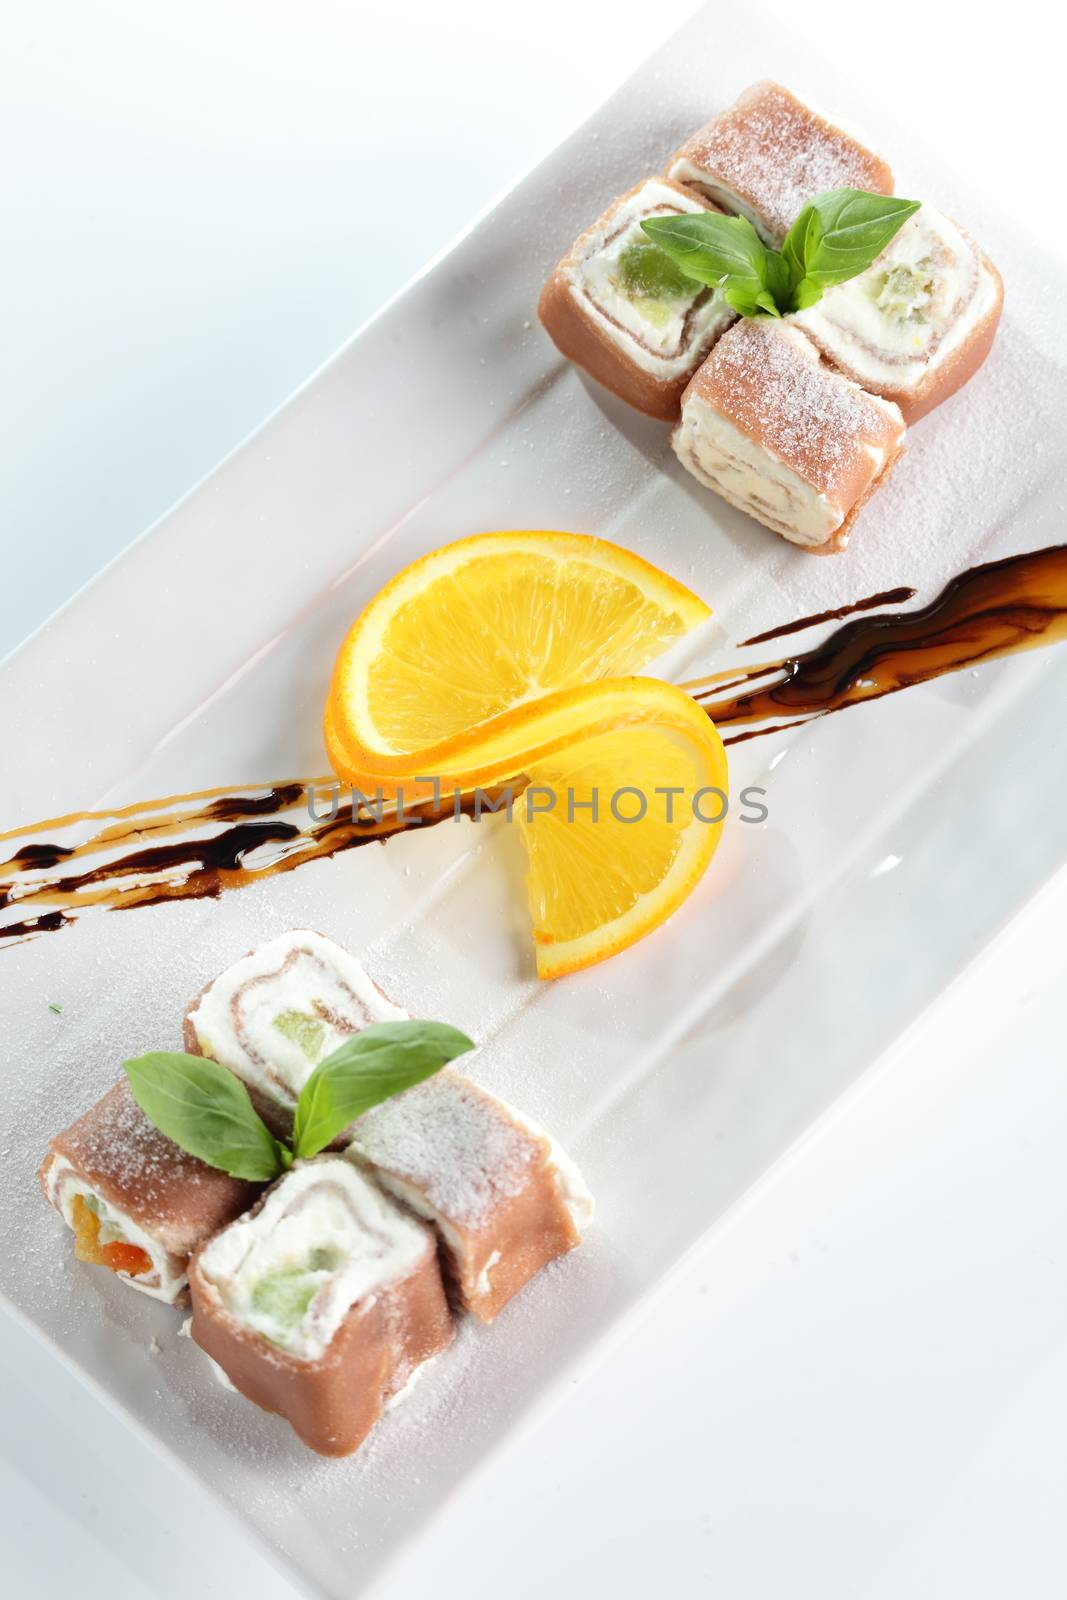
<box><xmin>326</xmin><ymin>530</ymin><xmax>711</xmax><ymax>783</ymax></box>
<box><xmin>324</xmin><ymin>531</ymin><xmax>727</xmax><ymax>978</ymax></box>
<box><xmin>517</xmin><ymin>681</ymin><xmax>727</xmax><ymax>977</ymax></box>
<box><xmin>332</xmin><ymin>673</ymin><xmax>729</xmax><ymax>979</ymax></box>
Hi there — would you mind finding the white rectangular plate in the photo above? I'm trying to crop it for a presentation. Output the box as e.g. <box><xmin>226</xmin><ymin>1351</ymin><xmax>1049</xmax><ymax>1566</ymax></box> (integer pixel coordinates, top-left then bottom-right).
<box><xmin>3</xmin><ymin>7</ymin><xmax>1067</xmax><ymax>1597</ymax></box>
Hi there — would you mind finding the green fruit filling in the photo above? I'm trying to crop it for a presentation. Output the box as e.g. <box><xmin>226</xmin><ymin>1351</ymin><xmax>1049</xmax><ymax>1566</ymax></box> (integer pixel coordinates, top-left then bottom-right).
<box><xmin>617</xmin><ymin>239</ymin><xmax>695</xmax><ymax>300</ymax></box>
<box><xmin>249</xmin><ymin>1247</ymin><xmax>345</xmax><ymax>1339</ymax></box>
<box><xmin>251</xmin><ymin>1266</ymin><xmax>321</xmax><ymax>1329</ymax></box>
<box><xmin>873</xmin><ymin>258</ymin><xmax>936</xmax><ymax>322</ymax></box>
<box><xmin>272</xmin><ymin>1008</ymin><xmax>327</xmax><ymax>1060</ymax></box>
<box><xmin>614</xmin><ymin>239</ymin><xmax>696</xmax><ymax>327</ymax></box>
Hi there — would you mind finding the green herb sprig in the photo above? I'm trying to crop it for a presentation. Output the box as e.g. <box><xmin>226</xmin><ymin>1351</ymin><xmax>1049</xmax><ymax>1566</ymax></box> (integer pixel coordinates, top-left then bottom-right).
<box><xmin>640</xmin><ymin>189</ymin><xmax>921</xmax><ymax>319</ymax></box>
<box><xmin>124</xmin><ymin>1019</ymin><xmax>475</xmax><ymax>1182</ymax></box>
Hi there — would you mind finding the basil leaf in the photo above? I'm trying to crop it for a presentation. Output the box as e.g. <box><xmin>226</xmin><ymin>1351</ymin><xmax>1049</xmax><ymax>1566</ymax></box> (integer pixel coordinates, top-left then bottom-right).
<box><xmin>640</xmin><ymin>211</ymin><xmax>776</xmax><ymax>295</ymax></box>
<box><xmin>759</xmin><ymin>250</ymin><xmax>794</xmax><ymax>316</ymax></box>
<box><xmin>124</xmin><ymin>1052</ymin><xmax>285</xmax><ymax>1181</ymax></box>
<box><xmin>723</xmin><ymin>282</ymin><xmax>781</xmax><ymax>319</ymax></box>
<box><xmin>643</xmin><ymin>190</ymin><xmax>922</xmax><ymax>320</ymax></box>
<box><xmin>721</xmin><ymin>282</ymin><xmax>765</xmax><ymax>318</ymax></box>
<box><xmin>784</xmin><ymin>189</ymin><xmax>921</xmax><ymax>292</ymax></box>
<box><xmin>790</xmin><ymin>277</ymin><xmax>826</xmax><ymax>311</ymax></box>
<box><xmin>781</xmin><ymin>204</ymin><xmax>820</xmax><ymax>296</ymax></box>
<box><xmin>292</xmin><ymin>1020</ymin><xmax>475</xmax><ymax>1160</ymax></box>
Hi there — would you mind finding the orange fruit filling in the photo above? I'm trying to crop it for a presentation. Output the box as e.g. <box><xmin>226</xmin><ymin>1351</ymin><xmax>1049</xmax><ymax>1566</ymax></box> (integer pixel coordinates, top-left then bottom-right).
<box><xmin>71</xmin><ymin>1192</ymin><xmax>104</xmax><ymax>1264</ymax></box>
<box><xmin>101</xmin><ymin>1240</ymin><xmax>153</xmax><ymax>1276</ymax></box>
<box><xmin>70</xmin><ymin>1194</ymin><xmax>152</xmax><ymax>1278</ymax></box>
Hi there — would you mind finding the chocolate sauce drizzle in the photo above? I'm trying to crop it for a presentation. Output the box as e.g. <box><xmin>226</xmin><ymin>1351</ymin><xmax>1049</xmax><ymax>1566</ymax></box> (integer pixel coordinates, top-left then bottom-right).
<box><xmin>692</xmin><ymin>543</ymin><xmax>1067</xmax><ymax>744</ymax></box>
<box><xmin>0</xmin><ymin>785</ymin><xmax>469</xmax><ymax>946</ymax></box>
<box><xmin>737</xmin><ymin>585</ymin><xmax>917</xmax><ymax>648</ymax></box>
<box><xmin>4</xmin><ymin>543</ymin><xmax>1066</xmax><ymax>948</ymax></box>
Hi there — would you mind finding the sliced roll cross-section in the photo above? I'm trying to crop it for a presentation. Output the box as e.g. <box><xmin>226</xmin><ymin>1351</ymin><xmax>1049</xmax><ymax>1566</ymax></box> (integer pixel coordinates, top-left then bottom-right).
<box><xmin>672</xmin><ymin>320</ymin><xmax>905</xmax><ymax>552</ymax></box>
<box><xmin>666</xmin><ymin>80</ymin><xmax>894</xmax><ymax>247</ymax></box>
<box><xmin>538</xmin><ymin>177</ymin><xmax>736</xmax><ymax>419</ymax></box>
<box><xmin>347</xmin><ymin>1068</ymin><xmax>594</xmax><ymax>1322</ymax></box>
<box><xmin>189</xmin><ymin>1155</ymin><xmax>452</xmax><ymax>1456</ymax></box>
<box><xmin>39</xmin><ymin>1079</ymin><xmax>259</xmax><ymax>1303</ymax></box>
<box><xmin>184</xmin><ymin>929</ymin><xmax>406</xmax><ymax>1136</ymax></box>
<box><xmin>793</xmin><ymin>203</ymin><xmax>1003</xmax><ymax>422</ymax></box>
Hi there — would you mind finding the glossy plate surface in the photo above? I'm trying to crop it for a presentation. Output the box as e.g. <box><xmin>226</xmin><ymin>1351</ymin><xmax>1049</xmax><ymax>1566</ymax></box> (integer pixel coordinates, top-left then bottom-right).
<box><xmin>3</xmin><ymin>9</ymin><xmax>1067</xmax><ymax>1596</ymax></box>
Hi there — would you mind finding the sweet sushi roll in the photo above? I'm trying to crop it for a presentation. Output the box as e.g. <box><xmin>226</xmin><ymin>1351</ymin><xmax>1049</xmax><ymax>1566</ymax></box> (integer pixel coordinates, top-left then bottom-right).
<box><xmin>184</xmin><ymin>929</ymin><xmax>406</xmax><ymax>1137</ymax></box>
<box><xmin>672</xmin><ymin>320</ymin><xmax>905</xmax><ymax>552</ymax></box>
<box><xmin>347</xmin><ymin>1069</ymin><xmax>593</xmax><ymax>1323</ymax></box>
<box><xmin>188</xmin><ymin>1155</ymin><xmax>452</xmax><ymax>1456</ymax></box>
<box><xmin>39</xmin><ymin>1080</ymin><xmax>259</xmax><ymax>1303</ymax></box>
<box><xmin>666</xmin><ymin>81</ymin><xmax>894</xmax><ymax>246</ymax></box>
<box><xmin>792</xmin><ymin>204</ymin><xmax>1003</xmax><ymax>422</ymax></box>
<box><xmin>537</xmin><ymin>177</ymin><xmax>736</xmax><ymax>419</ymax></box>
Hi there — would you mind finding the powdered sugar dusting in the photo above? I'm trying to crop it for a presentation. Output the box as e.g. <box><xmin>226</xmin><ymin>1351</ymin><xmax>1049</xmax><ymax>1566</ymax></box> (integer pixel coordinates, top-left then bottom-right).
<box><xmin>673</xmin><ymin>82</ymin><xmax>891</xmax><ymax>241</ymax></box>
<box><xmin>3</xmin><ymin>15</ymin><xmax>1067</xmax><ymax>1598</ymax></box>
<box><xmin>706</xmin><ymin>321</ymin><xmax>901</xmax><ymax>491</ymax></box>
<box><xmin>349</xmin><ymin>1070</ymin><xmax>538</xmax><ymax>1228</ymax></box>
<box><xmin>56</xmin><ymin>1082</ymin><xmax>212</xmax><ymax>1206</ymax></box>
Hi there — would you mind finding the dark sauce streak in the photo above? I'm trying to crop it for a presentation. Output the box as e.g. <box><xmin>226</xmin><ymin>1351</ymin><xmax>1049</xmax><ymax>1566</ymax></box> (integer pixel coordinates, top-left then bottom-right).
<box><xmin>34</xmin><ymin>820</ymin><xmax>303</xmax><ymax>903</ymax></box>
<box><xmin>3</xmin><ymin>544</ymin><xmax>1067</xmax><ymax>948</ymax></box>
<box><xmin>738</xmin><ymin>586</ymin><xmax>917</xmax><ymax>648</ymax></box>
<box><xmin>700</xmin><ymin>544</ymin><xmax>1067</xmax><ymax>741</ymax></box>
<box><xmin>5</xmin><ymin>841</ymin><xmax>76</xmax><ymax>870</ymax></box>
<box><xmin>0</xmin><ymin>787</ymin><xmax>480</xmax><ymax>947</ymax></box>
<box><xmin>2</xmin><ymin>909</ymin><xmax>72</xmax><ymax>943</ymax></box>
<box><xmin>721</xmin><ymin>719</ymin><xmax>818</xmax><ymax>747</ymax></box>
<box><xmin>202</xmin><ymin>783</ymin><xmax>305</xmax><ymax>822</ymax></box>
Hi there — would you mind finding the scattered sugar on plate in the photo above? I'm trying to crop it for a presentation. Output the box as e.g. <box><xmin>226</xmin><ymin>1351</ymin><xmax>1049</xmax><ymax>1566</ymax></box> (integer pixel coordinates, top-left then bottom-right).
<box><xmin>4</xmin><ymin>25</ymin><xmax>1067</xmax><ymax>1599</ymax></box>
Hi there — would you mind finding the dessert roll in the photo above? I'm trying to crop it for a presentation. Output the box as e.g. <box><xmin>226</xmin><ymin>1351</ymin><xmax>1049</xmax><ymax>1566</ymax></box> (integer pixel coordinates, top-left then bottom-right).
<box><xmin>666</xmin><ymin>81</ymin><xmax>894</xmax><ymax>246</ymax></box>
<box><xmin>189</xmin><ymin>1156</ymin><xmax>452</xmax><ymax>1456</ymax></box>
<box><xmin>184</xmin><ymin>929</ymin><xmax>406</xmax><ymax>1136</ymax></box>
<box><xmin>537</xmin><ymin>177</ymin><xmax>736</xmax><ymax>419</ymax></box>
<box><xmin>348</xmin><ymin>1069</ymin><xmax>593</xmax><ymax>1323</ymax></box>
<box><xmin>793</xmin><ymin>204</ymin><xmax>1003</xmax><ymax>422</ymax></box>
<box><xmin>672</xmin><ymin>320</ymin><xmax>905</xmax><ymax>552</ymax></box>
<box><xmin>39</xmin><ymin>1080</ymin><xmax>258</xmax><ymax>1304</ymax></box>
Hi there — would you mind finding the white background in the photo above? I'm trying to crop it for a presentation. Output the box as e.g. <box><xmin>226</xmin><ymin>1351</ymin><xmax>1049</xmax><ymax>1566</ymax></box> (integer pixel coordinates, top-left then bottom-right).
<box><xmin>2</xmin><ymin>2</ymin><xmax>1065</xmax><ymax>1595</ymax></box>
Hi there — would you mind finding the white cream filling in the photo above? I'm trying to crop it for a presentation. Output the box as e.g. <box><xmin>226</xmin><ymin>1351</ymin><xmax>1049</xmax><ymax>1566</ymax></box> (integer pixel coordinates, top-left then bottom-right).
<box><xmin>475</xmin><ymin>1250</ymin><xmax>502</xmax><ymax>1297</ymax></box>
<box><xmin>179</xmin><ymin>1317</ymin><xmax>239</xmax><ymax>1393</ymax></box>
<box><xmin>187</xmin><ymin>930</ymin><xmax>407</xmax><ymax>1111</ymax></box>
<box><xmin>565</xmin><ymin>179</ymin><xmax>733</xmax><ymax>377</ymax></box>
<box><xmin>673</xmin><ymin>395</ymin><xmax>841</xmax><ymax>547</ymax></box>
<box><xmin>384</xmin><ymin>1352</ymin><xmax>438</xmax><ymax>1413</ymax></box>
<box><xmin>197</xmin><ymin>1157</ymin><xmax>427</xmax><ymax>1362</ymax></box>
<box><xmin>794</xmin><ymin>207</ymin><xmax>997</xmax><ymax>395</ymax></box>
<box><xmin>45</xmin><ymin>1155</ymin><xmax>185</xmax><ymax>1304</ymax></box>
